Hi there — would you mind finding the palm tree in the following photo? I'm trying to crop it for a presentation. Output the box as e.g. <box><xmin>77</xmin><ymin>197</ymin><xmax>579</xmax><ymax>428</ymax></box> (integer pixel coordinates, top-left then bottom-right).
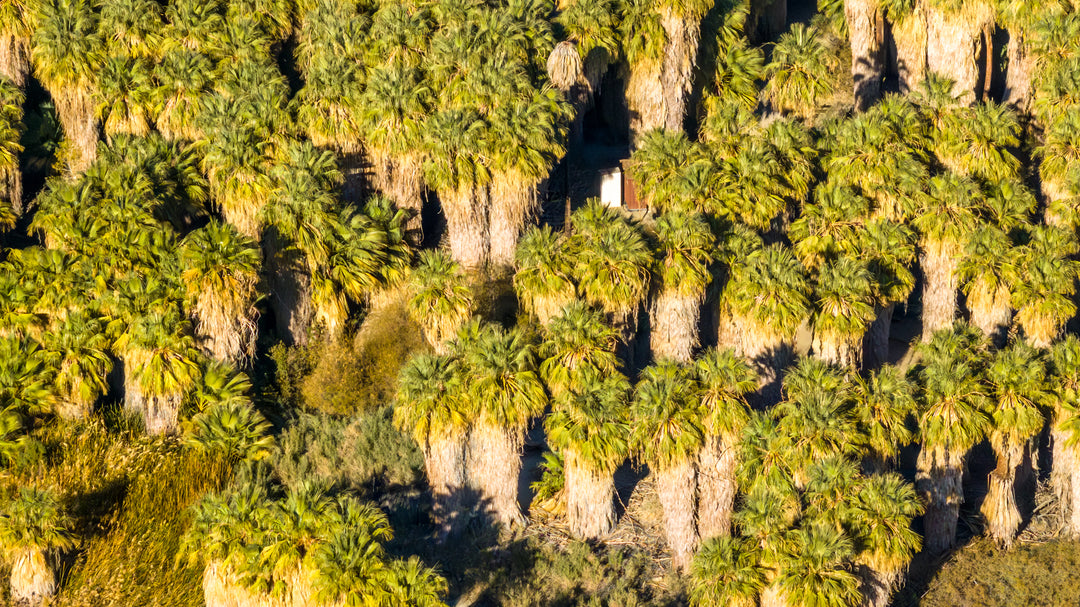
<box><xmin>1037</xmin><ymin>107</ymin><xmax>1080</xmax><ymax>229</ymax></box>
<box><xmin>152</xmin><ymin>49</ymin><xmax>213</xmax><ymax>142</ymax></box>
<box><xmin>539</xmin><ymin>301</ymin><xmax>621</xmax><ymax>396</ymax></box>
<box><xmin>859</xmin><ymin>218</ymin><xmax>918</xmax><ymax>368</ymax></box>
<box><xmin>851</xmin><ymin>366</ymin><xmax>917</xmax><ymax>473</ymax></box>
<box><xmin>408</xmin><ymin>250</ymin><xmax>473</xmax><ymax>355</ymax></box>
<box><xmin>200</xmin><ymin>124</ymin><xmax>275</xmax><ymax>240</ymax></box>
<box><xmin>40</xmin><ymin>313</ymin><xmax>113</xmax><ymax>420</ymax></box>
<box><xmin>179</xmin><ymin>220</ymin><xmax>262</xmax><ymax>366</ymax></box>
<box><xmin>774</xmin><ymin>524</ymin><xmax>862</xmax><ymax>607</ymax></box>
<box><xmin>695</xmin><ymin>348</ymin><xmax>755</xmax><ymax>541</ymax></box>
<box><xmin>1013</xmin><ymin>225</ymin><xmax>1080</xmax><ymax>348</ymax></box>
<box><xmin>912</xmin><ymin>173</ymin><xmax>983</xmax><ymax>342</ymax></box>
<box><xmin>621</xmin><ymin>0</ymin><xmax>667</xmax><ymax>143</ymax></box>
<box><xmin>689</xmin><ymin>535</ymin><xmax>767</xmax><ymax>607</ymax></box>
<box><xmin>514</xmin><ymin>226</ymin><xmax>576</xmax><ymax>326</ymax></box>
<box><xmin>650</xmin><ymin>211</ymin><xmax>715</xmax><ymax>362</ymax></box>
<box><xmin>631</xmin><ymin>360</ymin><xmax>704</xmax><ymax>570</ymax></box>
<box><xmin>0</xmin><ymin>0</ymin><xmax>33</xmax><ymax>86</ymax></box>
<box><xmin>762</xmin><ymin>24</ymin><xmax>834</xmax><ymax>121</ymax></box>
<box><xmin>925</xmin><ymin>0</ymin><xmax>996</xmax><ymax>103</ymax></box>
<box><xmin>934</xmin><ymin>102</ymin><xmax>1022</xmax><ymax>184</ymax></box>
<box><xmin>1049</xmin><ymin>336</ymin><xmax>1080</xmax><ymax>537</ymax></box>
<box><xmin>851</xmin><ymin>474</ymin><xmax>923</xmax><ymax>607</ymax></box>
<box><xmin>0</xmin><ymin>488</ymin><xmax>74</xmax><ymax>607</ymax></box>
<box><xmin>981</xmin><ymin>341</ymin><xmax>1047</xmax><ymax>547</ymax></box>
<box><xmin>545</xmin><ymin>367</ymin><xmax>631</xmax><ymax>538</ymax></box>
<box><xmin>462</xmin><ymin>325</ymin><xmax>547</xmax><ymax>529</ymax></box>
<box><xmin>0</xmin><ymin>77</ymin><xmax>22</xmax><ymax>218</ymax></box>
<box><xmin>486</xmin><ymin>91</ymin><xmax>570</xmax><ymax>269</ymax></box>
<box><xmin>721</xmin><ymin>243</ymin><xmax>811</xmax><ymax>402</ymax></box>
<box><xmin>30</xmin><ymin>0</ymin><xmax>102</xmax><ymax>175</ymax></box>
<box><xmin>395</xmin><ymin>353</ymin><xmax>471</xmax><ymax>537</ymax></box>
<box><xmin>914</xmin><ymin>323</ymin><xmax>991</xmax><ymax>554</ymax></box>
<box><xmin>957</xmin><ymin>226</ymin><xmax>1018</xmax><ymax>347</ymax></box>
<box><xmin>423</xmin><ymin>108</ymin><xmax>491</xmax><ymax>271</ymax></box>
<box><xmin>811</xmin><ymin>257</ymin><xmax>878</xmax><ymax>369</ymax></box>
<box><xmin>656</xmin><ymin>0</ymin><xmax>715</xmax><ymax>131</ymax></box>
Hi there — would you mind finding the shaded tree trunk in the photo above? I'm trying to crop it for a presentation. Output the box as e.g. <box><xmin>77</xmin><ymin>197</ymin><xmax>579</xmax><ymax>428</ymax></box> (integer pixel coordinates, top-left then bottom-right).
<box><xmin>919</xmin><ymin>239</ymin><xmax>960</xmax><ymax>342</ymax></box>
<box><xmin>966</xmin><ymin>286</ymin><xmax>1011</xmax><ymax>348</ymax></box>
<box><xmin>441</xmin><ymin>186</ymin><xmax>490</xmax><ymax>273</ymax></box>
<box><xmin>426</xmin><ymin>433</ymin><xmax>468</xmax><ymax>539</ymax></box>
<box><xmin>53</xmin><ymin>88</ymin><xmax>99</xmax><ymax>176</ymax></box>
<box><xmin>659</xmin><ymin>8</ymin><xmax>702</xmax><ymax>132</ymax></box>
<box><xmin>736</xmin><ymin>315</ymin><xmax>792</xmax><ymax>406</ymax></box>
<box><xmin>862</xmin><ymin>304</ymin><xmax>894</xmax><ymax>370</ymax></box>
<box><xmin>655</xmin><ymin>460</ymin><xmax>698</xmax><ymax>571</ymax></box>
<box><xmin>489</xmin><ymin>171</ymin><xmax>540</xmax><ymax>271</ymax></box>
<box><xmin>812</xmin><ymin>328</ymin><xmax>863</xmax><ymax>369</ymax></box>
<box><xmin>626</xmin><ymin>59</ymin><xmax>665</xmax><ymax>147</ymax></box>
<box><xmin>858</xmin><ymin>564</ymin><xmax>902</xmax><ymax>607</ymax></box>
<box><xmin>10</xmin><ymin>547</ymin><xmax>54</xmax><ymax>607</ymax></box>
<box><xmin>466</xmin><ymin>421</ymin><xmax>526</xmax><ymax>529</ymax></box>
<box><xmin>846</xmin><ymin>0</ymin><xmax>882</xmax><ymax>111</ymax></box>
<box><xmin>145</xmin><ymin>393</ymin><xmax>182</xmax><ymax>435</ymax></box>
<box><xmin>1</xmin><ymin>165</ymin><xmax>22</xmax><ymax>217</ymax></box>
<box><xmin>696</xmin><ymin>436</ymin><xmax>737</xmax><ymax>541</ymax></box>
<box><xmin>0</xmin><ymin>35</ymin><xmax>30</xmax><ymax>88</ymax></box>
<box><xmin>916</xmin><ymin>444</ymin><xmax>964</xmax><ymax>555</ymax></box>
<box><xmin>650</xmin><ymin>290</ymin><xmax>700</xmax><ymax>363</ymax></box>
<box><xmin>264</xmin><ymin>232</ymin><xmax>314</xmax><ymax>346</ymax></box>
<box><xmin>1004</xmin><ymin>31</ymin><xmax>1035</xmax><ymax>112</ymax></box>
<box><xmin>893</xmin><ymin>6</ymin><xmax>927</xmax><ymax>94</ymax></box>
<box><xmin>370</xmin><ymin>149</ymin><xmax>425</xmax><ymax>244</ymax></box>
<box><xmin>565</xmin><ymin>450</ymin><xmax>618</xmax><ymax>539</ymax></box>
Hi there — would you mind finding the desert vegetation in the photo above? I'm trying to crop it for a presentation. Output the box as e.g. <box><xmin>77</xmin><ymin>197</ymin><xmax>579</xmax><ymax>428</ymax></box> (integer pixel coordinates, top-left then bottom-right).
<box><xmin>2</xmin><ymin>0</ymin><xmax>1080</xmax><ymax>605</ymax></box>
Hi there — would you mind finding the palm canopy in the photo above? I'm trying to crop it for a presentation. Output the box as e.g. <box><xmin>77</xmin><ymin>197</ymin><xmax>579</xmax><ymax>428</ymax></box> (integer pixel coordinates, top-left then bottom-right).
<box><xmin>915</xmin><ymin>323</ymin><xmax>992</xmax><ymax>453</ymax></box>
<box><xmin>630</xmin><ymin>361</ymin><xmax>704</xmax><ymax>472</ymax></box>
<box><xmin>762</xmin><ymin>23</ymin><xmax>834</xmax><ymax>121</ymax></box>
<box><xmin>695</xmin><ymin>348</ymin><xmax>756</xmax><ymax>440</ymax></box>
<box><xmin>0</xmin><ymin>487</ymin><xmax>75</xmax><ymax>555</ymax></box>
<box><xmin>464</xmin><ymin>324</ymin><xmax>547</xmax><ymax>432</ymax></box>
<box><xmin>774</xmin><ymin>524</ymin><xmax>862</xmax><ymax>607</ymax></box>
<box><xmin>851</xmin><ymin>366</ymin><xmax>918</xmax><ymax>465</ymax></box>
<box><xmin>1012</xmin><ymin>225</ymin><xmax>1080</xmax><ymax>347</ymax></box>
<box><xmin>407</xmin><ymin>250</ymin><xmax>473</xmax><ymax>349</ymax></box>
<box><xmin>513</xmin><ymin>225</ymin><xmax>575</xmax><ymax>322</ymax></box>
<box><xmin>723</xmin><ymin>243</ymin><xmax>812</xmax><ymax>340</ymax></box>
<box><xmin>545</xmin><ymin>366</ymin><xmax>631</xmax><ymax>475</ymax></box>
<box><xmin>689</xmin><ymin>535</ymin><xmax>767</xmax><ymax>607</ymax></box>
<box><xmin>985</xmin><ymin>342</ymin><xmax>1049</xmax><ymax>453</ymax></box>
<box><xmin>851</xmin><ymin>473</ymin><xmax>923</xmax><ymax>573</ymax></box>
<box><xmin>395</xmin><ymin>353</ymin><xmax>470</xmax><ymax>445</ymax></box>
<box><xmin>539</xmin><ymin>301</ymin><xmax>621</xmax><ymax>395</ymax></box>
<box><xmin>569</xmin><ymin>200</ymin><xmax>652</xmax><ymax>317</ymax></box>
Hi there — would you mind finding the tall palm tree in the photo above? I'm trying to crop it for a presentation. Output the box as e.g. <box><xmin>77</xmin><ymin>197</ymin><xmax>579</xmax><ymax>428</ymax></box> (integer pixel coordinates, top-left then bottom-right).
<box><xmin>152</xmin><ymin>49</ymin><xmax>213</xmax><ymax>142</ymax></box>
<box><xmin>650</xmin><ymin>210</ymin><xmax>715</xmax><ymax>362</ymax></box>
<box><xmin>924</xmin><ymin>0</ymin><xmax>996</xmax><ymax>103</ymax></box>
<box><xmin>695</xmin><ymin>348</ymin><xmax>755</xmax><ymax>541</ymax></box>
<box><xmin>851</xmin><ymin>473</ymin><xmax>923</xmax><ymax>607</ymax></box>
<box><xmin>539</xmin><ymin>301</ymin><xmax>621</xmax><ymax>396</ymax></box>
<box><xmin>1049</xmin><ymin>336</ymin><xmax>1080</xmax><ymax>537</ymax></box>
<box><xmin>845</xmin><ymin>0</ymin><xmax>883</xmax><ymax>111</ymax></box>
<box><xmin>934</xmin><ymin>102</ymin><xmax>1022</xmax><ymax>184</ymax></box>
<box><xmin>514</xmin><ymin>226</ymin><xmax>576</xmax><ymax>326</ymax></box>
<box><xmin>180</xmin><ymin>220</ymin><xmax>262</xmax><ymax>366</ymax></box>
<box><xmin>0</xmin><ymin>488</ymin><xmax>74</xmax><ymax>607</ymax></box>
<box><xmin>200</xmin><ymin>124</ymin><xmax>275</xmax><ymax>241</ymax></box>
<box><xmin>631</xmin><ymin>360</ymin><xmax>704</xmax><ymax>570</ymax></box>
<box><xmin>656</xmin><ymin>0</ymin><xmax>715</xmax><ymax>131</ymax></box>
<box><xmin>545</xmin><ymin>366</ymin><xmax>631</xmax><ymax>538</ymax></box>
<box><xmin>621</xmin><ymin>0</ymin><xmax>667</xmax><ymax>143</ymax></box>
<box><xmin>408</xmin><ymin>250</ymin><xmax>473</xmax><ymax>355</ymax></box>
<box><xmin>395</xmin><ymin>353</ymin><xmax>472</xmax><ymax>537</ymax></box>
<box><xmin>0</xmin><ymin>77</ymin><xmax>22</xmax><ymax>218</ymax></box>
<box><xmin>914</xmin><ymin>323</ymin><xmax>990</xmax><ymax>554</ymax></box>
<box><xmin>721</xmin><ymin>243</ymin><xmax>811</xmax><ymax>402</ymax></box>
<box><xmin>957</xmin><ymin>226</ymin><xmax>1017</xmax><ymax>347</ymax></box>
<box><xmin>981</xmin><ymin>341</ymin><xmax>1047</xmax><ymax>547</ymax></box>
<box><xmin>1013</xmin><ymin>225</ymin><xmax>1080</xmax><ymax>348</ymax></box>
<box><xmin>689</xmin><ymin>535</ymin><xmax>767</xmax><ymax>607</ymax></box>
<box><xmin>851</xmin><ymin>366</ymin><xmax>917</xmax><ymax>473</ymax></box>
<box><xmin>31</xmin><ymin>0</ymin><xmax>102</xmax><ymax>175</ymax></box>
<box><xmin>811</xmin><ymin>257</ymin><xmax>878</xmax><ymax>369</ymax></box>
<box><xmin>912</xmin><ymin>173</ymin><xmax>983</xmax><ymax>342</ymax></box>
<box><xmin>762</xmin><ymin>24</ymin><xmax>834</xmax><ymax>121</ymax></box>
<box><xmin>40</xmin><ymin>313</ymin><xmax>113</xmax><ymax>420</ymax></box>
<box><xmin>464</xmin><ymin>325</ymin><xmax>547</xmax><ymax>528</ymax></box>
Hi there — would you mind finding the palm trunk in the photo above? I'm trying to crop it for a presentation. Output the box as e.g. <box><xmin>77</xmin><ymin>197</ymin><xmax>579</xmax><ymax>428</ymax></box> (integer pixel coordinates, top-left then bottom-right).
<box><xmin>1042</xmin><ymin>177</ymin><xmax>1072</xmax><ymax>229</ymax></box>
<box><xmin>0</xmin><ymin>35</ymin><xmax>30</xmax><ymax>88</ymax></box>
<box><xmin>1018</xmin><ymin>310</ymin><xmax>1058</xmax><ymax>349</ymax></box>
<box><xmin>193</xmin><ymin>293</ymin><xmax>258</xmax><ymax>366</ymax></box>
<box><xmin>370</xmin><ymin>149</ymin><xmax>425</xmax><ymax>244</ymax></box>
<box><xmin>565</xmin><ymin>450</ymin><xmax>618</xmax><ymax>539</ymax></box>
<box><xmin>626</xmin><ymin>59</ymin><xmax>665</xmax><ymax>147</ymax></box>
<box><xmin>736</xmin><ymin>314</ymin><xmax>791</xmax><ymax>405</ymax></box>
<box><xmin>441</xmin><ymin>185</ymin><xmax>489</xmax><ymax>273</ymax></box>
<box><xmin>145</xmin><ymin>393</ymin><xmax>182</xmax><ymax>435</ymax></box>
<box><xmin>862</xmin><ymin>304</ymin><xmax>894</xmax><ymax>370</ymax></box>
<box><xmin>981</xmin><ymin>441</ymin><xmax>1023</xmax><ymax>548</ymax></box>
<box><xmin>466</xmin><ymin>421</ymin><xmax>526</xmax><ymax>529</ymax></box>
<box><xmin>613</xmin><ymin>307</ymin><xmax>641</xmax><ymax>367</ymax></box>
<box><xmin>53</xmin><ymin>87</ymin><xmax>99</xmax><ymax>176</ymax></box>
<box><xmin>846</xmin><ymin>0</ymin><xmax>882</xmax><ymax>111</ymax></box>
<box><xmin>924</xmin><ymin>0</ymin><xmax>993</xmax><ymax>104</ymax></box>
<box><xmin>655</xmin><ymin>460</ymin><xmax>698</xmax><ymax>571</ymax></box>
<box><xmin>202</xmin><ymin>560</ymin><xmax>283</xmax><ymax>607</ymax></box>
<box><xmin>759</xmin><ymin>583</ymin><xmax>788</xmax><ymax>607</ymax></box>
<box><xmin>650</xmin><ymin>290</ymin><xmax>700</xmax><ymax>363</ymax></box>
<box><xmin>1051</xmin><ymin>423</ymin><xmax>1080</xmax><ymax>537</ymax></box>
<box><xmin>916</xmin><ymin>444</ymin><xmax>964</xmax><ymax>555</ymax></box>
<box><xmin>659</xmin><ymin>9</ymin><xmax>701</xmax><ymax>132</ymax></box>
<box><xmin>966</xmin><ymin>285</ymin><xmax>1011</xmax><ymax>348</ymax></box>
<box><xmin>919</xmin><ymin>238</ymin><xmax>960</xmax><ymax>342</ymax></box>
<box><xmin>426</xmin><ymin>432</ymin><xmax>468</xmax><ymax>538</ymax></box>
<box><xmin>489</xmin><ymin>170</ymin><xmax>539</xmax><ymax>271</ymax></box>
<box><xmin>1003</xmin><ymin>30</ymin><xmax>1034</xmax><ymax>111</ymax></box>
<box><xmin>264</xmin><ymin>232</ymin><xmax>314</xmax><ymax>346</ymax></box>
<box><xmin>858</xmin><ymin>564</ymin><xmax>902</xmax><ymax>607</ymax></box>
<box><xmin>812</xmin><ymin>328</ymin><xmax>863</xmax><ymax>368</ymax></box>
<box><xmin>696</xmin><ymin>435</ymin><xmax>737</xmax><ymax>541</ymax></box>
<box><xmin>893</xmin><ymin>7</ymin><xmax>928</xmax><ymax>94</ymax></box>
<box><xmin>10</xmin><ymin>547</ymin><xmax>54</xmax><ymax>607</ymax></box>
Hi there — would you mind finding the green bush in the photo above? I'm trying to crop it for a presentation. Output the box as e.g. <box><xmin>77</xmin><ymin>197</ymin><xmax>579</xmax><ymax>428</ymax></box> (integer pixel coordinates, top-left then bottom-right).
<box><xmin>271</xmin><ymin>409</ymin><xmax>422</xmax><ymax>494</ymax></box>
